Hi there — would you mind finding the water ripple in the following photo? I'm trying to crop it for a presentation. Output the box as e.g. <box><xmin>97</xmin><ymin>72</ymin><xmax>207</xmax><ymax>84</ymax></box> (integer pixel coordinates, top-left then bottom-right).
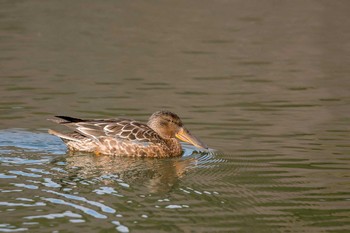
<box><xmin>0</xmin><ymin>225</ymin><xmax>28</xmax><ymax>232</ymax></box>
<box><xmin>24</xmin><ymin>211</ymin><xmax>82</xmax><ymax>220</ymax></box>
<box><xmin>0</xmin><ymin>157</ymin><xmax>51</xmax><ymax>165</ymax></box>
<box><xmin>93</xmin><ymin>186</ymin><xmax>119</xmax><ymax>195</ymax></box>
<box><xmin>112</xmin><ymin>221</ymin><xmax>129</xmax><ymax>233</ymax></box>
<box><xmin>41</xmin><ymin>178</ymin><xmax>61</xmax><ymax>188</ymax></box>
<box><xmin>26</xmin><ymin>168</ymin><xmax>51</xmax><ymax>175</ymax></box>
<box><xmin>0</xmin><ymin>173</ymin><xmax>17</xmax><ymax>179</ymax></box>
<box><xmin>42</xmin><ymin>198</ymin><xmax>107</xmax><ymax>219</ymax></box>
<box><xmin>0</xmin><ymin>201</ymin><xmax>45</xmax><ymax>207</ymax></box>
<box><xmin>8</xmin><ymin>171</ymin><xmax>41</xmax><ymax>178</ymax></box>
<box><xmin>44</xmin><ymin>190</ymin><xmax>116</xmax><ymax>214</ymax></box>
<box><xmin>11</xmin><ymin>183</ymin><xmax>38</xmax><ymax>190</ymax></box>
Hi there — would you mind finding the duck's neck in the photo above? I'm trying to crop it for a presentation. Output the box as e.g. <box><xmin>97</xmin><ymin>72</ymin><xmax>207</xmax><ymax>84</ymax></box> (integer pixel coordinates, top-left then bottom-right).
<box><xmin>164</xmin><ymin>138</ymin><xmax>182</xmax><ymax>156</ymax></box>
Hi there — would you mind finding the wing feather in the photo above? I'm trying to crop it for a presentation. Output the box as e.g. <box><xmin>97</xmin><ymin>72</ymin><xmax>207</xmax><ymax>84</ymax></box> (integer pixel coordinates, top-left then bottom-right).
<box><xmin>51</xmin><ymin>116</ymin><xmax>161</xmax><ymax>143</ymax></box>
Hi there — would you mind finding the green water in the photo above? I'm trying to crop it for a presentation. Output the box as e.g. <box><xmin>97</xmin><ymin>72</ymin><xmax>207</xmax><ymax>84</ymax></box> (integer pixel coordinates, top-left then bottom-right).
<box><xmin>1</xmin><ymin>1</ymin><xmax>350</xmax><ymax>232</ymax></box>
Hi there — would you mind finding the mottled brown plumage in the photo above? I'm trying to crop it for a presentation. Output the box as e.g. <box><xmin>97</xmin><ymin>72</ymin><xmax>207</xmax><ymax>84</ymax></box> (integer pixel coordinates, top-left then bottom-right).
<box><xmin>48</xmin><ymin>111</ymin><xmax>207</xmax><ymax>158</ymax></box>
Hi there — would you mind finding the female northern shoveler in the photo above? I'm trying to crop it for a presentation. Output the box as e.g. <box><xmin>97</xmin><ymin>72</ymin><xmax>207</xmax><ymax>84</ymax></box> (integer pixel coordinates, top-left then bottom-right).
<box><xmin>48</xmin><ymin>111</ymin><xmax>207</xmax><ymax>158</ymax></box>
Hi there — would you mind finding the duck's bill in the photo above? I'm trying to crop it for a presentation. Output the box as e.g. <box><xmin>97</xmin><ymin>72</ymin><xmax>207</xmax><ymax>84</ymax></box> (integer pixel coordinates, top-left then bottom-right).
<box><xmin>175</xmin><ymin>127</ymin><xmax>208</xmax><ymax>149</ymax></box>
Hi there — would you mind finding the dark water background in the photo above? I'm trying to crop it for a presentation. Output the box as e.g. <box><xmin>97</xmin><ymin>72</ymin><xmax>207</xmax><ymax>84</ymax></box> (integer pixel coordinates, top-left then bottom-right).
<box><xmin>1</xmin><ymin>1</ymin><xmax>350</xmax><ymax>232</ymax></box>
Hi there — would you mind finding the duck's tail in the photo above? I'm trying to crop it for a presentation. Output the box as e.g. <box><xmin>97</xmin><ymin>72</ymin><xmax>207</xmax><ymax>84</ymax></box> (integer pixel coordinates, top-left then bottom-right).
<box><xmin>48</xmin><ymin>129</ymin><xmax>82</xmax><ymax>142</ymax></box>
<box><xmin>47</xmin><ymin>116</ymin><xmax>85</xmax><ymax>124</ymax></box>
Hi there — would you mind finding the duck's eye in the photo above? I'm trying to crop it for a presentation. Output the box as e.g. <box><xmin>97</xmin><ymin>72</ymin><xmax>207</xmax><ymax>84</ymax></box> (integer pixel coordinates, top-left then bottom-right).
<box><xmin>160</xmin><ymin>120</ymin><xmax>168</xmax><ymax>126</ymax></box>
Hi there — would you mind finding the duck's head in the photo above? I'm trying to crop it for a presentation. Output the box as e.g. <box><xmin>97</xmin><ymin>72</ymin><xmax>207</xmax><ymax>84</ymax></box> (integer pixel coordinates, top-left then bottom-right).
<box><xmin>147</xmin><ymin>111</ymin><xmax>208</xmax><ymax>149</ymax></box>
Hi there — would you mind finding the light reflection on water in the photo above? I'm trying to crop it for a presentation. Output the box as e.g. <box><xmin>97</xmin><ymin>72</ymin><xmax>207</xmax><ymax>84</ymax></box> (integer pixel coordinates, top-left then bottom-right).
<box><xmin>0</xmin><ymin>130</ymin><xmax>223</xmax><ymax>232</ymax></box>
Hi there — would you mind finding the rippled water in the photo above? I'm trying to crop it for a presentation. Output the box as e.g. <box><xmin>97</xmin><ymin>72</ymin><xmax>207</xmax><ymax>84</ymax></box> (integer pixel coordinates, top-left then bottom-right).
<box><xmin>1</xmin><ymin>1</ymin><xmax>350</xmax><ymax>232</ymax></box>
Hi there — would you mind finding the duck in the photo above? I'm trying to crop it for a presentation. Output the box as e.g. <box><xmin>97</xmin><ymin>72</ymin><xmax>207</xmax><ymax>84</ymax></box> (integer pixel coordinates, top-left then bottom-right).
<box><xmin>48</xmin><ymin>110</ymin><xmax>208</xmax><ymax>158</ymax></box>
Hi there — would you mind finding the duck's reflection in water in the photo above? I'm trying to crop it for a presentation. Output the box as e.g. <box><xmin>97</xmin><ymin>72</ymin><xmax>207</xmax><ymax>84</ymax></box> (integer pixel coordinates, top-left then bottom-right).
<box><xmin>55</xmin><ymin>152</ymin><xmax>199</xmax><ymax>193</ymax></box>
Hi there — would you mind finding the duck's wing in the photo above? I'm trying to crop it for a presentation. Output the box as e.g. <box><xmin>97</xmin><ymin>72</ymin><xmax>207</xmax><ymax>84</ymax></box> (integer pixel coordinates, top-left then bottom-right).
<box><xmin>104</xmin><ymin>120</ymin><xmax>163</xmax><ymax>143</ymax></box>
<box><xmin>50</xmin><ymin>116</ymin><xmax>162</xmax><ymax>143</ymax></box>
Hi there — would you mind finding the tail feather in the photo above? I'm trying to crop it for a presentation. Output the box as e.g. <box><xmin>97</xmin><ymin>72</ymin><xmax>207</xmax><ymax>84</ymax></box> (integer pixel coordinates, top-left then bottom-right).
<box><xmin>55</xmin><ymin>116</ymin><xmax>85</xmax><ymax>123</ymax></box>
<box><xmin>47</xmin><ymin>116</ymin><xmax>85</xmax><ymax>124</ymax></box>
<box><xmin>48</xmin><ymin>129</ymin><xmax>81</xmax><ymax>142</ymax></box>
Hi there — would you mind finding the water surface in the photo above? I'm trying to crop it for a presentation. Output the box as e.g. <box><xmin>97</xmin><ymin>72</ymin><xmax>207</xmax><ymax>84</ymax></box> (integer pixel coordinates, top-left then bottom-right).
<box><xmin>1</xmin><ymin>1</ymin><xmax>350</xmax><ymax>232</ymax></box>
